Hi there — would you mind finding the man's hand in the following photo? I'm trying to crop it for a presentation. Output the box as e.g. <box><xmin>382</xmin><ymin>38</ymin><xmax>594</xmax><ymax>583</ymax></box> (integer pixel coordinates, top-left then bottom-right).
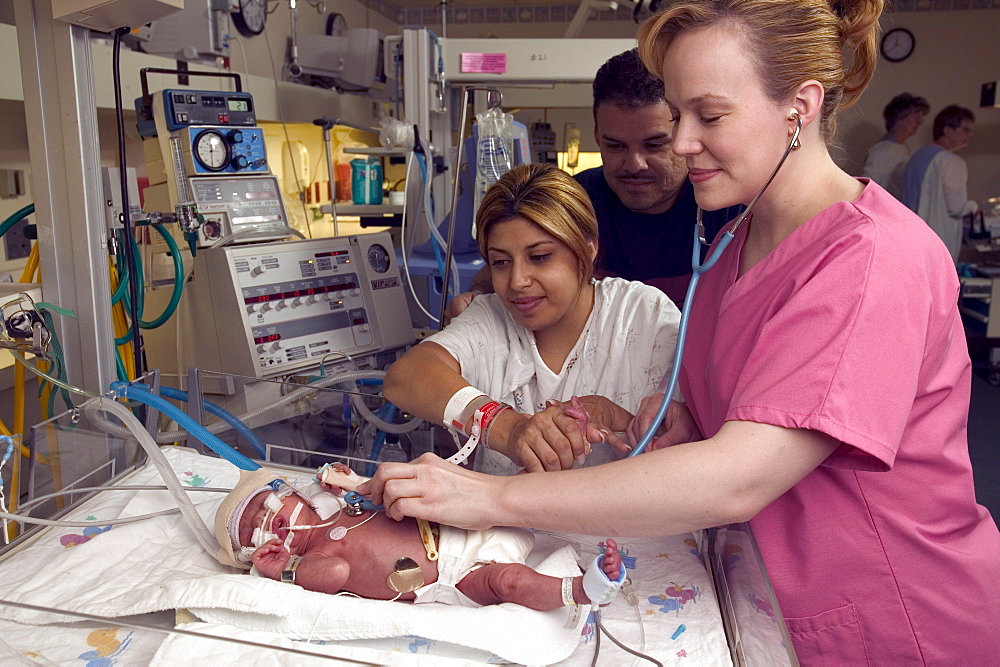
<box><xmin>442</xmin><ymin>291</ymin><xmax>482</xmax><ymax>326</ymax></box>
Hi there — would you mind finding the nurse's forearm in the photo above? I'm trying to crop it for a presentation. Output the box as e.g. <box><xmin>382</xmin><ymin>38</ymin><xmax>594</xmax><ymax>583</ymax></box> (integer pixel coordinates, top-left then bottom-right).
<box><xmin>487</xmin><ymin>421</ymin><xmax>839</xmax><ymax>536</ymax></box>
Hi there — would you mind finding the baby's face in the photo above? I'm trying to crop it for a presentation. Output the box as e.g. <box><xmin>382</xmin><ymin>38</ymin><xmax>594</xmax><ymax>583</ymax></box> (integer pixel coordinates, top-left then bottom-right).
<box><xmin>237</xmin><ymin>491</ymin><xmax>320</xmax><ymax>553</ymax></box>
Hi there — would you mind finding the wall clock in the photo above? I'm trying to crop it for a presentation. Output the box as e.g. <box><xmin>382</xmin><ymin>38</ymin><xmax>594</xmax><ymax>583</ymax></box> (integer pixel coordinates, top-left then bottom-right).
<box><xmin>880</xmin><ymin>27</ymin><xmax>914</xmax><ymax>62</ymax></box>
<box><xmin>232</xmin><ymin>0</ymin><xmax>267</xmax><ymax>38</ymax></box>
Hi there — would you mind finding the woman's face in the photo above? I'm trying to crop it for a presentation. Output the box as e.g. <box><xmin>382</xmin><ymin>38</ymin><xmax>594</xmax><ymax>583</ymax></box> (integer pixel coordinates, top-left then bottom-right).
<box><xmin>487</xmin><ymin>216</ymin><xmax>594</xmax><ymax>334</ymax></box>
<box><xmin>661</xmin><ymin>23</ymin><xmax>793</xmax><ymax>212</ymax></box>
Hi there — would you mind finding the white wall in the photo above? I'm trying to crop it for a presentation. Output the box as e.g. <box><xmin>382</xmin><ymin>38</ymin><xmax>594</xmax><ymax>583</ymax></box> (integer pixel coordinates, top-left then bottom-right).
<box><xmin>435</xmin><ymin>8</ymin><xmax>1000</xmax><ymax>201</ymax></box>
<box><xmin>838</xmin><ymin>9</ymin><xmax>999</xmax><ymax>202</ymax></box>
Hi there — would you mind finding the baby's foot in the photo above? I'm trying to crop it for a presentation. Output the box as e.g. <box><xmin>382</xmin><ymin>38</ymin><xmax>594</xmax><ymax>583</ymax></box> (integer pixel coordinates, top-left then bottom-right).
<box><xmin>582</xmin><ymin>538</ymin><xmax>626</xmax><ymax>606</ymax></box>
<box><xmin>601</xmin><ymin>539</ymin><xmax>621</xmax><ymax>579</ymax></box>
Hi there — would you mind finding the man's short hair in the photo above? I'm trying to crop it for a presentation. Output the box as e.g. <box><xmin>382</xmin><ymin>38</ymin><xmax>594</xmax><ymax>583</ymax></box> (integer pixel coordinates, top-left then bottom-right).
<box><xmin>593</xmin><ymin>48</ymin><xmax>666</xmax><ymax>117</ymax></box>
<box><xmin>883</xmin><ymin>93</ymin><xmax>929</xmax><ymax>132</ymax></box>
<box><xmin>933</xmin><ymin>104</ymin><xmax>975</xmax><ymax>141</ymax></box>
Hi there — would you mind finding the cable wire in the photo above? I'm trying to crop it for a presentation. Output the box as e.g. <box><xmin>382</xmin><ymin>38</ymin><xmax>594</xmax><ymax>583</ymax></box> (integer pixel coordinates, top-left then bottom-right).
<box><xmin>595</xmin><ymin>616</ymin><xmax>663</xmax><ymax>666</ymax></box>
<box><xmin>112</xmin><ymin>27</ymin><xmax>144</xmax><ymax>378</ymax></box>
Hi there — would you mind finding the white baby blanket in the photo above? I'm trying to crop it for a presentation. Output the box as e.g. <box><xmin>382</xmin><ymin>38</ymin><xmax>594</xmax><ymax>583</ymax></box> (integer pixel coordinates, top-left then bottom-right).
<box><xmin>0</xmin><ymin>446</ymin><xmax>588</xmax><ymax>665</ymax></box>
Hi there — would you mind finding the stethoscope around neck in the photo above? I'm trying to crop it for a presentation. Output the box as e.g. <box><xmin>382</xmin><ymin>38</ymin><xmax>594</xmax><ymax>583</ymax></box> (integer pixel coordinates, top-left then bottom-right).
<box><xmin>628</xmin><ymin>113</ymin><xmax>803</xmax><ymax>457</ymax></box>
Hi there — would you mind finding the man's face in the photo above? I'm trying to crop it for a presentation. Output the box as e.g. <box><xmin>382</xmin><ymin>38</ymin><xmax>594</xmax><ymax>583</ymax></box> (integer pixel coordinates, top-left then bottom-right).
<box><xmin>594</xmin><ymin>101</ymin><xmax>688</xmax><ymax>215</ymax></box>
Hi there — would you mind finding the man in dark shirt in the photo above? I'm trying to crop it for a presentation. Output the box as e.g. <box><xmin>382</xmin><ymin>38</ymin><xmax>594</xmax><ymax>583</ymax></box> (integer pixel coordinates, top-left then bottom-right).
<box><xmin>580</xmin><ymin>48</ymin><xmax>741</xmax><ymax>305</ymax></box>
<box><xmin>445</xmin><ymin>49</ymin><xmax>740</xmax><ymax>319</ymax></box>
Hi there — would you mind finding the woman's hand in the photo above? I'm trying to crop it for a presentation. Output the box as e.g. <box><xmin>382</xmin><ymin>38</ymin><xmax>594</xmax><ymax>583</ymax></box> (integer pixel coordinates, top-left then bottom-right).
<box><xmin>561</xmin><ymin>395</ymin><xmax>634</xmax><ymax>454</ymax></box>
<box><xmin>359</xmin><ymin>453</ymin><xmax>502</xmax><ymax>530</ymax></box>
<box><xmin>497</xmin><ymin>406</ymin><xmax>590</xmax><ymax>472</ymax></box>
<box><xmin>251</xmin><ymin>539</ymin><xmax>291</xmax><ymax>580</ymax></box>
<box><xmin>626</xmin><ymin>396</ymin><xmax>703</xmax><ymax>450</ymax></box>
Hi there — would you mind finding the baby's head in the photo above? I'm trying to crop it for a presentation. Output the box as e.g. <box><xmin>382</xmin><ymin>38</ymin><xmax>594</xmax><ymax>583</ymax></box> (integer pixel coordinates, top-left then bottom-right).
<box><xmin>213</xmin><ymin>468</ymin><xmax>308</xmax><ymax>569</ymax></box>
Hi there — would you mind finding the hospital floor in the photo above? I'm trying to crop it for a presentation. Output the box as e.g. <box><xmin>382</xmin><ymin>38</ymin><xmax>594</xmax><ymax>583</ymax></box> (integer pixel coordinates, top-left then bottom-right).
<box><xmin>967</xmin><ymin>360</ymin><xmax>1000</xmax><ymax>521</ymax></box>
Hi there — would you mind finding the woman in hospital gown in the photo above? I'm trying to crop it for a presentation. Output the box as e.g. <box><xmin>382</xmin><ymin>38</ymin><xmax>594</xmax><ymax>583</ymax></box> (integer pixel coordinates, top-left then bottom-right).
<box><xmin>384</xmin><ymin>162</ymin><xmax>680</xmax><ymax>475</ymax></box>
<box><xmin>367</xmin><ymin>0</ymin><xmax>1000</xmax><ymax>663</ymax></box>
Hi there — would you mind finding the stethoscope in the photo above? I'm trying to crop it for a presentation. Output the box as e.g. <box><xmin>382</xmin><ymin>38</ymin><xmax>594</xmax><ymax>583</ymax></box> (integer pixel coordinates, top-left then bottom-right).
<box><xmin>627</xmin><ymin>112</ymin><xmax>803</xmax><ymax>457</ymax></box>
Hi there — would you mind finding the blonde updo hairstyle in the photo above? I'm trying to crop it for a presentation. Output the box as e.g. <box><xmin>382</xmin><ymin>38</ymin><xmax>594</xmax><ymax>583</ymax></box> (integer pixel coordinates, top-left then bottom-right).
<box><xmin>637</xmin><ymin>0</ymin><xmax>885</xmax><ymax>141</ymax></box>
<box><xmin>475</xmin><ymin>163</ymin><xmax>599</xmax><ymax>284</ymax></box>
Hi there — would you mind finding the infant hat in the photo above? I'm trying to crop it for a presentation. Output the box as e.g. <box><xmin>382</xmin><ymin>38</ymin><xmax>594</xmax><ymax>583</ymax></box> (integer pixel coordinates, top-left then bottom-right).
<box><xmin>214</xmin><ymin>467</ymin><xmax>288</xmax><ymax>570</ymax></box>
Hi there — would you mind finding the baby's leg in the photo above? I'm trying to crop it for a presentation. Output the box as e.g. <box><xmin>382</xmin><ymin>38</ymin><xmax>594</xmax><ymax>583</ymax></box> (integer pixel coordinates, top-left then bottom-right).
<box><xmin>456</xmin><ymin>539</ymin><xmax>622</xmax><ymax>611</ymax></box>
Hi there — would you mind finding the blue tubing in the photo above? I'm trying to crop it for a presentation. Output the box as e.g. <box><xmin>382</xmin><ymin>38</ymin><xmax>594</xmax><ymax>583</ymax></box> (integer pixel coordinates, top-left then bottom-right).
<box><xmin>365</xmin><ymin>403</ymin><xmax>398</xmax><ymax>477</ymax></box>
<box><xmin>628</xmin><ymin>230</ymin><xmax>735</xmax><ymax>458</ymax></box>
<box><xmin>158</xmin><ymin>386</ymin><xmax>267</xmax><ymax>459</ymax></box>
<box><xmin>110</xmin><ymin>381</ymin><xmax>260</xmax><ymax>471</ymax></box>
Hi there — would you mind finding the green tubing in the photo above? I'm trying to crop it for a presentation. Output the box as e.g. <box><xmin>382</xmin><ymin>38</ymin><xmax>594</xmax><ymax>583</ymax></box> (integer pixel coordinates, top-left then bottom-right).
<box><xmin>116</xmin><ymin>226</ymin><xmax>184</xmax><ymax>332</ymax></box>
<box><xmin>0</xmin><ymin>203</ymin><xmax>34</xmax><ymax>238</ymax></box>
<box><xmin>143</xmin><ymin>224</ymin><xmax>184</xmax><ymax>329</ymax></box>
<box><xmin>115</xmin><ymin>347</ymin><xmax>129</xmax><ymax>382</ymax></box>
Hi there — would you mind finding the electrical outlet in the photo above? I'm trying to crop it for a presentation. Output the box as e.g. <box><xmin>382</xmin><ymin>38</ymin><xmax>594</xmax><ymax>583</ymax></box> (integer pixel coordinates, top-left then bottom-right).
<box><xmin>4</xmin><ymin>217</ymin><xmax>31</xmax><ymax>261</ymax></box>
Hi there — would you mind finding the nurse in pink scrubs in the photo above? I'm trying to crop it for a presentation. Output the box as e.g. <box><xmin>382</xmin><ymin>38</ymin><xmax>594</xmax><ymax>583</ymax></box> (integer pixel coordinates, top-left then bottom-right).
<box><xmin>364</xmin><ymin>0</ymin><xmax>1000</xmax><ymax>662</ymax></box>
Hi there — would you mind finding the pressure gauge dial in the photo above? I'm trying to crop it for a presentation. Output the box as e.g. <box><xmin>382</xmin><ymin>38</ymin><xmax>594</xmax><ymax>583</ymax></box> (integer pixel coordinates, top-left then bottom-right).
<box><xmin>193</xmin><ymin>129</ymin><xmax>231</xmax><ymax>172</ymax></box>
<box><xmin>368</xmin><ymin>244</ymin><xmax>391</xmax><ymax>274</ymax></box>
<box><xmin>232</xmin><ymin>0</ymin><xmax>267</xmax><ymax>38</ymax></box>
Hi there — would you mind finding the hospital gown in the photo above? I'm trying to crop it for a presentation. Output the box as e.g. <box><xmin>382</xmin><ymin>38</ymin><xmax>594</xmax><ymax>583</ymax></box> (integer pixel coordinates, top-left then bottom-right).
<box><xmin>679</xmin><ymin>180</ymin><xmax>1000</xmax><ymax>663</ymax></box>
<box><xmin>428</xmin><ymin>277</ymin><xmax>680</xmax><ymax>476</ymax></box>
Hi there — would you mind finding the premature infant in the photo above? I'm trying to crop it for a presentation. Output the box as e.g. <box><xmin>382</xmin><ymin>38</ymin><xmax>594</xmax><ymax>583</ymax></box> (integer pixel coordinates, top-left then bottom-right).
<box><xmin>213</xmin><ymin>464</ymin><xmax>624</xmax><ymax>610</ymax></box>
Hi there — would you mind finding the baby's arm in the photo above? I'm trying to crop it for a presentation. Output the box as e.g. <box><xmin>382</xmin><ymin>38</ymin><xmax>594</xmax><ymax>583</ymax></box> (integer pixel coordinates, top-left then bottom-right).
<box><xmin>251</xmin><ymin>539</ymin><xmax>352</xmax><ymax>595</ymax></box>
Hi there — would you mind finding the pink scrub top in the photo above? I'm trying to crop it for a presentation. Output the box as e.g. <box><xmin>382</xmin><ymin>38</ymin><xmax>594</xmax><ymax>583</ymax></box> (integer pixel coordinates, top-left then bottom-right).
<box><xmin>680</xmin><ymin>180</ymin><xmax>1000</xmax><ymax>664</ymax></box>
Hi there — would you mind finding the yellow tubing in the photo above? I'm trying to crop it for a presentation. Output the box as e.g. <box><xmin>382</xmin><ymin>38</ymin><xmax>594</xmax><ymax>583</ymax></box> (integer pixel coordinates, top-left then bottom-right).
<box><xmin>19</xmin><ymin>244</ymin><xmax>38</xmax><ymax>283</ymax></box>
<box><xmin>110</xmin><ymin>265</ymin><xmax>135</xmax><ymax>379</ymax></box>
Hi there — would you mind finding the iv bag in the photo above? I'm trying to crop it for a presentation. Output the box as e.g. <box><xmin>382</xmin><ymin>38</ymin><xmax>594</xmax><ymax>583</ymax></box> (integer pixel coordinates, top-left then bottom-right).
<box><xmin>473</xmin><ymin>107</ymin><xmax>514</xmax><ymax>220</ymax></box>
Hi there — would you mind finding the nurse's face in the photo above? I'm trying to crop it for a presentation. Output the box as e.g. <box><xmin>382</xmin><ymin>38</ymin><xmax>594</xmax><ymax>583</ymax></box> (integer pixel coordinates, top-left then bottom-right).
<box><xmin>661</xmin><ymin>23</ymin><xmax>793</xmax><ymax>212</ymax></box>
<box><xmin>487</xmin><ymin>216</ymin><xmax>594</xmax><ymax>335</ymax></box>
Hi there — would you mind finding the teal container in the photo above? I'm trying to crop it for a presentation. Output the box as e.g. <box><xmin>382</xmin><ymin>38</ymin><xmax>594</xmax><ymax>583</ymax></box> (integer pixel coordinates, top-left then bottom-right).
<box><xmin>350</xmin><ymin>157</ymin><xmax>383</xmax><ymax>205</ymax></box>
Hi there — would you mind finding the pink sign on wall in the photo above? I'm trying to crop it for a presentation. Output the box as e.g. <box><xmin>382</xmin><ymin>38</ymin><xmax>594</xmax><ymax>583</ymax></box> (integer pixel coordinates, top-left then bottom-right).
<box><xmin>460</xmin><ymin>53</ymin><xmax>507</xmax><ymax>74</ymax></box>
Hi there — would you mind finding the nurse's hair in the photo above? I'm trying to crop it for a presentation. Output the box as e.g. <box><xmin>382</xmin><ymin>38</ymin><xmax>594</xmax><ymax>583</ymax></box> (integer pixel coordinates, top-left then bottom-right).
<box><xmin>475</xmin><ymin>163</ymin><xmax>599</xmax><ymax>284</ymax></box>
<box><xmin>636</xmin><ymin>0</ymin><xmax>884</xmax><ymax>141</ymax></box>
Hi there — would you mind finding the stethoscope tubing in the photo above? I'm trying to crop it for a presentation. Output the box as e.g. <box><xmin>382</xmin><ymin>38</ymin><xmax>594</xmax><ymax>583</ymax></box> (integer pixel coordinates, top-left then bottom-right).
<box><xmin>627</xmin><ymin>228</ymin><xmax>733</xmax><ymax>457</ymax></box>
<box><xmin>626</xmin><ymin>115</ymin><xmax>802</xmax><ymax>457</ymax></box>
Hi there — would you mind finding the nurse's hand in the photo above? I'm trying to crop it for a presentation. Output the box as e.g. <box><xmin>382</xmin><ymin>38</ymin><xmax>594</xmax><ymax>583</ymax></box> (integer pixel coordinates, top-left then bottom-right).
<box><xmin>648</xmin><ymin>400</ymin><xmax>702</xmax><ymax>450</ymax></box>
<box><xmin>626</xmin><ymin>396</ymin><xmax>702</xmax><ymax>450</ymax></box>
<box><xmin>497</xmin><ymin>406</ymin><xmax>590</xmax><ymax>472</ymax></box>
<box><xmin>360</xmin><ymin>453</ymin><xmax>501</xmax><ymax>531</ymax></box>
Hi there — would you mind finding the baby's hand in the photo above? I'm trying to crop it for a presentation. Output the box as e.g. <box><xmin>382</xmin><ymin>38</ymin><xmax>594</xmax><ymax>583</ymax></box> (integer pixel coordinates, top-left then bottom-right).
<box><xmin>317</xmin><ymin>463</ymin><xmax>369</xmax><ymax>494</ymax></box>
<box><xmin>251</xmin><ymin>538</ymin><xmax>291</xmax><ymax>580</ymax></box>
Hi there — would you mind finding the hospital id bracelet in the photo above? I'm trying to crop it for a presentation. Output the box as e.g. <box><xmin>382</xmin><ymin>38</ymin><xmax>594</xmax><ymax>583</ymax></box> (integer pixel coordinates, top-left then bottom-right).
<box><xmin>281</xmin><ymin>555</ymin><xmax>302</xmax><ymax>584</ymax></box>
<box><xmin>443</xmin><ymin>386</ymin><xmax>487</xmax><ymax>435</ymax></box>
<box><xmin>481</xmin><ymin>403</ymin><xmax>512</xmax><ymax>450</ymax></box>
<box><xmin>561</xmin><ymin>577</ymin><xmax>577</xmax><ymax>606</ymax></box>
<box><xmin>445</xmin><ymin>400</ymin><xmax>507</xmax><ymax>465</ymax></box>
